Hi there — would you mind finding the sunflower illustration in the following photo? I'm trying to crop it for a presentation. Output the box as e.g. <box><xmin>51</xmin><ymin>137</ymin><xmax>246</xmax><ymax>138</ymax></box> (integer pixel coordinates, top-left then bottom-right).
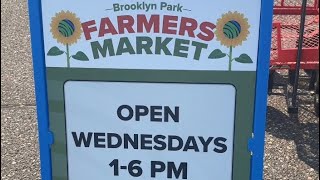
<box><xmin>209</xmin><ymin>11</ymin><xmax>252</xmax><ymax>71</ymax></box>
<box><xmin>47</xmin><ymin>11</ymin><xmax>89</xmax><ymax>68</ymax></box>
<box><xmin>215</xmin><ymin>11</ymin><xmax>250</xmax><ymax>48</ymax></box>
<box><xmin>51</xmin><ymin>11</ymin><xmax>82</xmax><ymax>45</ymax></box>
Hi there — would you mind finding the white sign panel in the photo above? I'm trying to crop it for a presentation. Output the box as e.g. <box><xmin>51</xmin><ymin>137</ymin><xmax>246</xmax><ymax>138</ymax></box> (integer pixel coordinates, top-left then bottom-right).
<box><xmin>64</xmin><ymin>81</ymin><xmax>236</xmax><ymax>180</ymax></box>
<box><xmin>42</xmin><ymin>0</ymin><xmax>261</xmax><ymax>71</ymax></box>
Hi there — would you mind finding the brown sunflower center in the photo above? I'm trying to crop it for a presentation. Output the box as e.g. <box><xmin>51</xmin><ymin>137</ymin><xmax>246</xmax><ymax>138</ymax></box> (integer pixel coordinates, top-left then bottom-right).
<box><xmin>58</xmin><ymin>19</ymin><xmax>76</xmax><ymax>37</ymax></box>
<box><xmin>223</xmin><ymin>20</ymin><xmax>242</xmax><ymax>39</ymax></box>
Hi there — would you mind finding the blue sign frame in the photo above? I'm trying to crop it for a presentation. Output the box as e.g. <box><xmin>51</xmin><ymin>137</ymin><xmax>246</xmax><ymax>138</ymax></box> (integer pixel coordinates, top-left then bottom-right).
<box><xmin>28</xmin><ymin>0</ymin><xmax>273</xmax><ymax>179</ymax></box>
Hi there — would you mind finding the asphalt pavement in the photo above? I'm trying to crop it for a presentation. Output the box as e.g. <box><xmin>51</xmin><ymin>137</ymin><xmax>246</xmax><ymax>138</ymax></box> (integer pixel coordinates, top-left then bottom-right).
<box><xmin>1</xmin><ymin>0</ymin><xmax>319</xmax><ymax>180</ymax></box>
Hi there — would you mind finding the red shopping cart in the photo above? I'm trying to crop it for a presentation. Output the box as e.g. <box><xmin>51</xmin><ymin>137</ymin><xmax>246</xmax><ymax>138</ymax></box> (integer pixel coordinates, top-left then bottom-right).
<box><xmin>269</xmin><ymin>0</ymin><xmax>319</xmax><ymax>115</ymax></box>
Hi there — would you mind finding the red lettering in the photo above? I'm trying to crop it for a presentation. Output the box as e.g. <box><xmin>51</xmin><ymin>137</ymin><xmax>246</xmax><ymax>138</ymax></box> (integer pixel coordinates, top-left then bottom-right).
<box><xmin>162</xmin><ymin>15</ymin><xmax>178</xmax><ymax>35</ymax></box>
<box><xmin>82</xmin><ymin>20</ymin><xmax>97</xmax><ymax>40</ymax></box>
<box><xmin>137</xmin><ymin>15</ymin><xmax>160</xmax><ymax>33</ymax></box>
<box><xmin>179</xmin><ymin>17</ymin><xmax>198</xmax><ymax>38</ymax></box>
<box><xmin>117</xmin><ymin>15</ymin><xmax>135</xmax><ymax>34</ymax></box>
<box><xmin>83</xmin><ymin>16</ymin><xmax>215</xmax><ymax>42</ymax></box>
<box><xmin>197</xmin><ymin>22</ymin><xmax>216</xmax><ymax>41</ymax></box>
<box><xmin>98</xmin><ymin>17</ymin><xmax>118</xmax><ymax>37</ymax></box>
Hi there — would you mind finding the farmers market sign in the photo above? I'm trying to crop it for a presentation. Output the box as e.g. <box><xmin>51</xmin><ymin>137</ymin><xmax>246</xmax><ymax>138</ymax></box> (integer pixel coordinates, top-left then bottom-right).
<box><xmin>47</xmin><ymin>10</ymin><xmax>252</xmax><ymax>71</ymax></box>
<box><xmin>43</xmin><ymin>1</ymin><xmax>261</xmax><ymax>71</ymax></box>
<box><xmin>28</xmin><ymin>0</ymin><xmax>273</xmax><ymax>180</ymax></box>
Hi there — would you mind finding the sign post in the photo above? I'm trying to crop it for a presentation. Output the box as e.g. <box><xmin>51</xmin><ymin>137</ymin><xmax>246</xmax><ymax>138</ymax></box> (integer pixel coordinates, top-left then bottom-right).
<box><xmin>28</xmin><ymin>0</ymin><xmax>273</xmax><ymax>179</ymax></box>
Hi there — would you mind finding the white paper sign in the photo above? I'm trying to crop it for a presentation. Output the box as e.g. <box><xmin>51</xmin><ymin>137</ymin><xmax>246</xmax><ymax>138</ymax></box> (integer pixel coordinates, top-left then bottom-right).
<box><xmin>64</xmin><ymin>81</ymin><xmax>236</xmax><ymax>180</ymax></box>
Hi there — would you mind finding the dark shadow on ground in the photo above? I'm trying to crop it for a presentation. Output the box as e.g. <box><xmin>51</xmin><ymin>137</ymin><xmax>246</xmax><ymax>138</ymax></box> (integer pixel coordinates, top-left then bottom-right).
<box><xmin>266</xmin><ymin>106</ymin><xmax>319</xmax><ymax>172</ymax></box>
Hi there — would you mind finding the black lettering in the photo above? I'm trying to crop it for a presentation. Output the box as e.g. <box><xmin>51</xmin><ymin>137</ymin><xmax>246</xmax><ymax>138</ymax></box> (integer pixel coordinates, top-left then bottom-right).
<box><xmin>168</xmin><ymin>135</ymin><xmax>183</xmax><ymax>151</ymax></box>
<box><xmin>164</xmin><ymin>106</ymin><xmax>179</xmax><ymax>122</ymax></box>
<box><xmin>198</xmin><ymin>136</ymin><xmax>213</xmax><ymax>152</ymax></box>
<box><xmin>141</xmin><ymin>134</ymin><xmax>153</xmax><ymax>150</ymax></box>
<box><xmin>183</xmin><ymin>136</ymin><xmax>200</xmax><ymax>152</ymax></box>
<box><xmin>168</xmin><ymin>162</ymin><xmax>188</xmax><ymax>179</ymax></box>
<box><xmin>107</xmin><ymin>133</ymin><xmax>122</xmax><ymax>148</ymax></box>
<box><xmin>154</xmin><ymin>135</ymin><xmax>167</xmax><ymax>150</ymax></box>
<box><xmin>94</xmin><ymin>133</ymin><xmax>106</xmax><ymax>148</ymax></box>
<box><xmin>135</xmin><ymin>105</ymin><xmax>149</xmax><ymax>121</ymax></box>
<box><xmin>124</xmin><ymin>133</ymin><xmax>139</xmax><ymax>149</ymax></box>
<box><xmin>151</xmin><ymin>161</ymin><xmax>166</xmax><ymax>178</ymax></box>
<box><xmin>214</xmin><ymin>137</ymin><xmax>228</xmax><ymax>153</ymax></box>
<box><xmin>72</xmin><ymin>132</ymin><xmax>93</xmax><ymax>147</ymax></box>
<box><xmin>151</xmin><ymin>106</ymin><xmax>162</xmax><ymax>122</ymax></box>
<box><xmin>117</xmin><ymin>105</ymin><xmax>134</xmax><ymax>121</ymax></box>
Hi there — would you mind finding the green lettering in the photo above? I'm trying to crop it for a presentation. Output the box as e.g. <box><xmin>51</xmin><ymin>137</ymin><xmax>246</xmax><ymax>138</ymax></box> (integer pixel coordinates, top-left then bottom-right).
<box><xmin>113</xmin><ymin>4</ymin><xmax>120</xmax><ymax>12</ymax></box>
<box><xmin>174</xmin><ymin>38</ymin><xmax>189</xmax><ymax>58</ymax></box>
<box><xmin>191</xmin><ymin>41</ymin><xmax>208</xmax><ymax>60</ymax></box>
<box><xmin>136</xmin><ymin>36</ymin><xmax>153</xmax><ymax>54</ymax></box>
<box><xmin>116</xmin><ymin>37</ymin><xmax>136</xmax><ymax>55</ymax></box>
<box><xmin>155</xmin><ymin>37</ymin><xmax>172</xmax><ymax>55</ymax></box>
<box><xmin>91</xmin><ymin>39</ymin><xmax>115</xmax><ymax>59</ymax></box>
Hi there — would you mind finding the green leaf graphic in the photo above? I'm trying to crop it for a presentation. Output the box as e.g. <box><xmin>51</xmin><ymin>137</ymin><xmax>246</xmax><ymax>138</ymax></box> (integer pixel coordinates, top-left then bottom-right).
<box><xmin>47</xmin><ymin>46</ymin><xmax>64</xmax><ymax>56</ymax></box>
<box><xmin>234</xmin><ymin>54</ymin><xmax>253</xmax><ymax>63</ymax></box>
<box><xmin>208</xmin><ymin>49</ymin><xmax>226</xmax><ymax>59</ymax></box>
<box><xmin>72</xmin><ymin>51</ymin><xmax>89</xmax><ymax>61</ymax></box>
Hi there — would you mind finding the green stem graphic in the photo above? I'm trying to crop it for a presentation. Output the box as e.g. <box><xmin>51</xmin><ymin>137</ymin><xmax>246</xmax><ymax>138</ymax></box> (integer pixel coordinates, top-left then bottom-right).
<box><xmin>66</xmin><ymin>44</ymin><xmax>70</xmax><ymax>68</ymax></box>
<box><xmin>228</xmin><ymin>46</ymin><xmax>233</xmax><ymax>71</ymax></box>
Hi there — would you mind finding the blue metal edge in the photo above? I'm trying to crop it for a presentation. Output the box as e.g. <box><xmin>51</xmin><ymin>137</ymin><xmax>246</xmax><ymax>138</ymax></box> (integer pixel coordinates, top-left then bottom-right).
<box><xmin>250</xmin><ymin>0</ymin><xmax>274</xmax><ymax>179</ymax></box>
<box><xmin>28</xmin><ymin>0</ymin><xmax>53</xmax><ymax>179</ymax></box>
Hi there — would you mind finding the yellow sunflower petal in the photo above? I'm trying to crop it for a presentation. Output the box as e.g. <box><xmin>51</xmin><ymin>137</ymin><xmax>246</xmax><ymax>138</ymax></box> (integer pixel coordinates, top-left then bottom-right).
<box><xmin>50</xmin><ymin>11</ymin><xmax>82</xmax><ymax>45</ymax></box>
<box><xmin>215</xmin><ymin>11</ymin><xmax>250</xmax><ymax>47</ymax></box>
